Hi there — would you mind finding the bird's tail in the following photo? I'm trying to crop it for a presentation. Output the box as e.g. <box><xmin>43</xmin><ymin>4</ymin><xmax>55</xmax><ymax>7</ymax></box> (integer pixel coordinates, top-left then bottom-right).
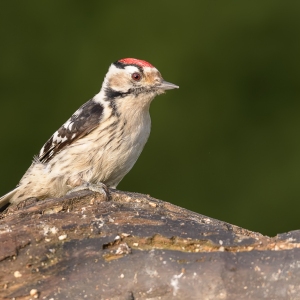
<box><xmin>0</xmin><ymin>188</ymin><xmax>19</xmax><ymax>210</ymax></box>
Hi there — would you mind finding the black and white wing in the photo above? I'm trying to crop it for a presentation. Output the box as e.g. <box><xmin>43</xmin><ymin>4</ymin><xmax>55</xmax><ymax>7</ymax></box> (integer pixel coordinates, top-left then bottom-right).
<box><xmin>39</xmin><ymin>99</ymin><xmax>104</xmax><ymax>163</ymax></box>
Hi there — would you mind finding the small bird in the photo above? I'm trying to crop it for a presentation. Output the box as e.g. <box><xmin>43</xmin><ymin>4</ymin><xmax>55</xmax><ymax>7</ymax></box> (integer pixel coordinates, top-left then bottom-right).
<box><xmin>0</xmin><ymin>58</ymin><xmax>178</xmax><ymax>209</ymax></box>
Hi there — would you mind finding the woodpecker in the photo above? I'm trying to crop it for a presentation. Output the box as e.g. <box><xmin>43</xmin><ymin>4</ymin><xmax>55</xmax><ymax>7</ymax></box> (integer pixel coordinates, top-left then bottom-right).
<box><xmin>0</xmin><ymin>58</ymin><xmax>179</xmax><ymax>209</ymax></box>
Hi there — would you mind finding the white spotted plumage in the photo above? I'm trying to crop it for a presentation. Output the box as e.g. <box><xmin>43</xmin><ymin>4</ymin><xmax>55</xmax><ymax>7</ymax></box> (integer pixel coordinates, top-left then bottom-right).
<box><xmin>0</xmin><ymin>58</ymin><xmax>179</xmax><ymax>208</ymax></box>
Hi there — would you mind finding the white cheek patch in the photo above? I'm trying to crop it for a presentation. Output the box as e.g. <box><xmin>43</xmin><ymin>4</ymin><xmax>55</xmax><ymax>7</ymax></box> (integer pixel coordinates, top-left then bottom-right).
<box><xmin>103</xmin><ymin>65</ymin><xmax>133</xmax><ymax>92</ymax></box>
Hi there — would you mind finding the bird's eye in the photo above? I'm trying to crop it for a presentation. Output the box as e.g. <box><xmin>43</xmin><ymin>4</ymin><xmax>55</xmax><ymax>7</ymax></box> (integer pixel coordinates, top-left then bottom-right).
<box><xmin>131</xmin><ymin>72</ymin><xmax>141</xmax><ymax>81</ymax></box>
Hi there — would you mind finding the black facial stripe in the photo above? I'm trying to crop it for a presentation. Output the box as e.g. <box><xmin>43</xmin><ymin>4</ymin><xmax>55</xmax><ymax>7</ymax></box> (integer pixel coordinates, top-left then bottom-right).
<box><xmin>105</xmin><ymin>86</ymin><xmax>157</xmax><ymax>103</ymax></box>
<box><xmin>105</xmin><ymin>87</ymin><xmax>126</xmax><ymax>99</ymax></box>
<box><xmin>128</xmin><ymin>86</ymin><xmax>157</xmax><ymax>97</ymax></box>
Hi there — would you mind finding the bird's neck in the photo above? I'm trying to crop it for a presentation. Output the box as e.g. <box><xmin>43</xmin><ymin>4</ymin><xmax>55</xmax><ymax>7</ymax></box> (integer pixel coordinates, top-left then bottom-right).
<box><xmin>94</xmin><ymin>85</ymin><xmax>153</xmax><ymax>121</ymax></box>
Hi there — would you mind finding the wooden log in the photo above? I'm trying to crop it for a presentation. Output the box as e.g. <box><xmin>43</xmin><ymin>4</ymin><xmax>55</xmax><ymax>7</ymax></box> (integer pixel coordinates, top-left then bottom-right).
<box><xmin>0</xmin><ymin>190</ymin><xmax>300</xmax><ymax>299</ymax></box>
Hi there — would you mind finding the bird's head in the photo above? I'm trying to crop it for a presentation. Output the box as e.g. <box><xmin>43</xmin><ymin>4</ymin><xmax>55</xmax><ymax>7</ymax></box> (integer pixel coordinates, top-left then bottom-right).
<box><xmin>100</xmin><ymin>58</ymin><xmax>179</xmax><ymax>109</ymax></box>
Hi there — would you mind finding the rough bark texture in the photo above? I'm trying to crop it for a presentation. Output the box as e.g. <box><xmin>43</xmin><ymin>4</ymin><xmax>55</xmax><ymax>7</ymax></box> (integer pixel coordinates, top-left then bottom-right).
<box><xmin>0</xmin><ymin>189</ymin><xmax>300</xmax><ymax>300</ymax></box>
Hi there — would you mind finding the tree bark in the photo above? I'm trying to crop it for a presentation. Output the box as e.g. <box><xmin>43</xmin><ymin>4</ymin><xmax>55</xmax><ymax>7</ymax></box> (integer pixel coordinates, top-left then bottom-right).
<box><xmin>0</xmin><ymin>189</ymin><xmax>300</xmax><ymax>299</ymax></box>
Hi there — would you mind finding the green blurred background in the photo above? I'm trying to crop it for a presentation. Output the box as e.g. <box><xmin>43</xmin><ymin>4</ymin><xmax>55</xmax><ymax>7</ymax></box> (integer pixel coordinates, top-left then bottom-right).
<box><xmin>1</xmin><ymin>1</ymin><xmax>300</xmax><ymax>236</ymax></box>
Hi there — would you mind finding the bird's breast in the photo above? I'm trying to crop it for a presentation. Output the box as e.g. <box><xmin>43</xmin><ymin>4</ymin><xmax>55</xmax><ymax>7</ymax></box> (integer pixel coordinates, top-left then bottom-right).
<box><xmin>89</xmin><ymin>111</ymin><xmax>151</xmax><ymax>186</ymax></box>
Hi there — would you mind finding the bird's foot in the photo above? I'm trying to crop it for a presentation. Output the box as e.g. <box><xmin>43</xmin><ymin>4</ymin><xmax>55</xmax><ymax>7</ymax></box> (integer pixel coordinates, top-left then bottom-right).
<box><xmin>67</xmin><ymin>182</ymin><xmax>109</xmax><ymax>200</ymax></box>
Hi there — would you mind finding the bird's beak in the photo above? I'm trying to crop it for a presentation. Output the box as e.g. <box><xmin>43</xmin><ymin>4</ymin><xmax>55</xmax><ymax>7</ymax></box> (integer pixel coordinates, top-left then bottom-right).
<box><xmin>159</xmin><ymin>80</ymin><xmax>179</xmax><ymax>90</ymax></box>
